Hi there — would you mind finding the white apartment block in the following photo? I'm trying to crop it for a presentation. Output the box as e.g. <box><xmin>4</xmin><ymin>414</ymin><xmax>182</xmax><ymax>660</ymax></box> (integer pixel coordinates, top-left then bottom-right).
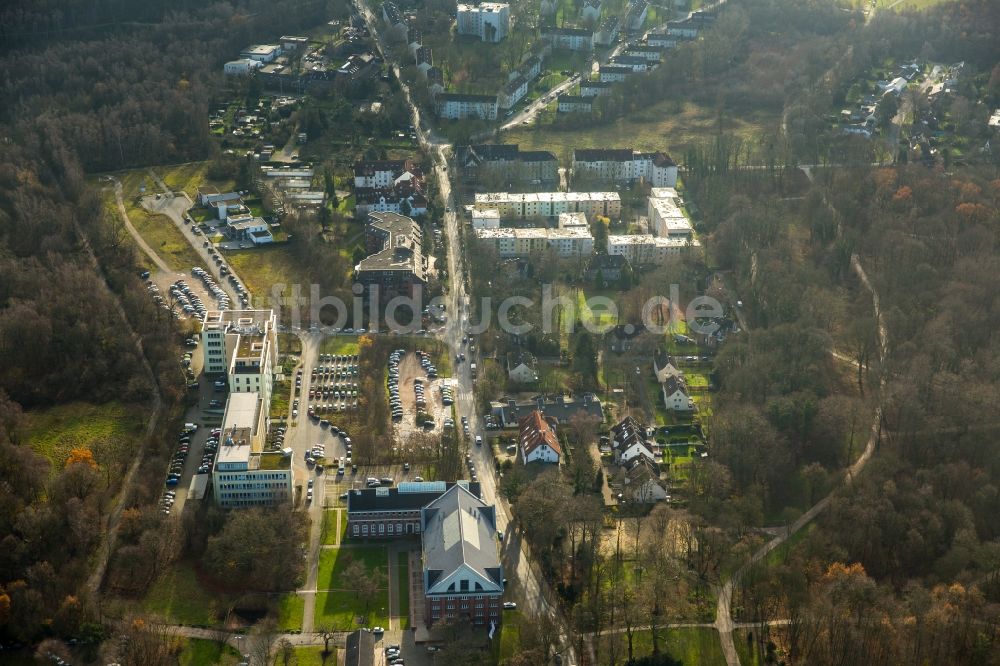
<box><xmin>647</xmin><ymin>189</ymin><xmax>693</xmax><ymax>238</ymax></box>
<box><xmin>474</xmin><ymin>191</ymin><xmax>621</xmax><ymax>219</ymax></box>
<box><xmin>201</xmin><ymin>310</ymin><xmax>278</xmax><ymax>408</ymax></box>
<box><xmin>435</xmin><ymin>93</ymin><xmax>498</xmax><ymax>120</ymax></box>
<box><xmin>471</xmin><ymin>209</ymin><xmax>501</xmax><ymax>229</ymax></box>
<box><xmin>572</xmin><ymin>149</ymin><xmax>678</xmax><ymax>188</ymax></box>
<box><xmin>607</xmin><ymin>235</ymin><xmax>698</xmax><ymax>265</ymax></box>
<box><xmin>542</xmin><ymin>27</ymin><xmax>594</xmax><ymax>51</ymax></box>
<box><xmin>212</xmin><ymin>392</ymin><xmax>292</xmax><ymax>508</ymax></box>
<box><xmin>475</xmin><ymin>226</ymin><xmax>595</xmax><ymax>258</ymax></box>
<box><xmin>457</xmin><ymin>3</ymin><xmax>510</xmax><ymax>42</ymax></box>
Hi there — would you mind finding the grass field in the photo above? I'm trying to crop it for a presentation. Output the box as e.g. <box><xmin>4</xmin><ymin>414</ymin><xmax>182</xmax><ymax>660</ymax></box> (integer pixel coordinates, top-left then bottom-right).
<box><xmin>320</xmin><ymin>337</ymin><xmax>361</xmax><ymax>356</ymax></box>
<box><xmin>23</xmin><ymin>401</ymin><xmax>146</xmax><ymax>470</ymax></box>
<box><xmin>503</xmin><ymin>99</ymin><xmax>778</xmax><ymax>162</ymax></box>
<box><xmin>225</xmin><ymin>246</ymin><xmax>314</xmax><ymax>307</ymax></box>
<box><xmin>143</xmin><ymin>560</ymin><xmax>230</xmax><ymax>626</ymax></box>
<box><xmin>277</xmin><ymin>593</ymin><xmax>306</xmax><ymax>631</ymax></box>
<box><xmin>497</xmin><ymin>610</ymin><xmax>521</xmax><ymax>662</ymax></box>
<box><xmin>321</xmin><ymin>510</ymin><xmax>345</xmax><ymax>546</ymax></box>
<box><xmin>178</xmin><ymin>638</ymin><xmax>240</xmax><ymax>666</ymax></box>
<box><xmin>156</xmin><ymin>162</ymin><xmax>237</xmax><ymax>200</ymax></box>
<box><xmin>315</xmin><ymin>546</ymin><xmax>390</xmax><ymax>629</ymax></box>
<box><xmin>602</xmin><ymin>627</ymin><xmax>727</xmax><ymax>665</ymax></box>
<box><xmin>129</xmin><ymin>206</ymin><xmax>203</xmax><ymax>271</ymax></box>
<box><xmin>294</xmin><ymin>647</ymin><xmax>338</xmax><ymax>665</ymax></box>
<box><xmin>396</xmin><ymin>552</ymin><xmax>410</xmax><ymax>630</ymax></box>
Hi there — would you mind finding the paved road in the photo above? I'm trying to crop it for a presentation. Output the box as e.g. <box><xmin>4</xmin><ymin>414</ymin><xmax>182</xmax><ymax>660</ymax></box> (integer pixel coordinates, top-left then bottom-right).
<box><xmin>499</xmin><ymin>75</ymin><xmax>581</xmax><ymax>131</ymax></box>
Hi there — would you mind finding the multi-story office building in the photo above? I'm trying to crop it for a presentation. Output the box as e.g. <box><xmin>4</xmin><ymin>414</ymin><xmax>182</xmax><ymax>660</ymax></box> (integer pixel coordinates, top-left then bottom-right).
<box><xmin>201</xmin><ymin>310</ymin><xmax>278</xmax><ymax>407</ymax></box>
<box><xmin>354</xmin><ymin>212</ymin><xmax>428</xmax><ymax>299</ymax></box>
<box><xmin>212</xmin><ymin>392</ymin><xmax>292</xmax><ymax>508</ymax></box>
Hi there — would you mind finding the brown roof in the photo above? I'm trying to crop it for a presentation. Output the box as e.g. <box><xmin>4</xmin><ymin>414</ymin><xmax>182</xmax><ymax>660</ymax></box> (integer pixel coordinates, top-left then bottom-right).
<box><xmin>518</xmin><ymin>410</ymin><xmax>562</xmax><ymax>459</ymax></box>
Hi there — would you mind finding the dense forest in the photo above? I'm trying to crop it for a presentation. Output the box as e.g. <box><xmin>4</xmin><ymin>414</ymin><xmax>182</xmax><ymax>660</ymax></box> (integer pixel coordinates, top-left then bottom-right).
<box><xmin>0</xmin><ymin>0</ymin><xmax>340</xmax><ymax>648</ymax></box>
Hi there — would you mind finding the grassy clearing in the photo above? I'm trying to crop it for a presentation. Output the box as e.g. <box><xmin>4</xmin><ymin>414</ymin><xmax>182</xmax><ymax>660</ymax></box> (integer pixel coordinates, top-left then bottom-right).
<box><xmin>143</xmin><ymin>560</ymin><xmax>231</xmax><ymax>626</ymax></box>
<box><xmin>277</xmin><ymin>593</ymin><xmax>306</xmax><ymax>631</ymax></box>
<box><xmin>503</xmin><ymin>99</ymin><xmax>778</xmax><ymax>162</ymax></box>
<box><xmin>498</xmin><ymin>610</ymin><xmax>522</xmax><ymax>662</ymax></box>
<box><xmin>225</xmin><ymin>246</ymin><xmax>313</xmax><ymax>307</ymax></box>
<box><xmin>294</xmin><ymin>647</ymin><xmax>338</xmax><ymax>665</ymax></box>
<box><xmin>396</xmin><ymin>551</ymin><xmax>410</xmax><ymax>630</ymax></box>
<box><xmin>157</xmin><ymin>162</ymin><xmax>237</xmax><ymax>200</ymax></box>
<box><xmin>321</xmin><ymin>510</ymin><xmax>343</xmax><ymax>546</ymax></box>
<box><xmin>315</xmin><ymin>546</ymin><xmax>390</xmax><ymax>629</ymax></box>
<box><xmin>270</xmin><ymin>379</ymin><xmax>292</xmax><ymax>420</ymax></box>
<box><xmin>178</xmin><ymin>638</ymin><xmax>240</xmax><ymax>666</ymax></box>
<box><xmin>130</xmin><ymin>206</ymin><xmax>203</xmax><ymax>271</ymax></box>
<box><xmin>22</xmin><ymin>401</ymin><xmax>145</xmax><ymax>470</ymax></box>
<box><xmin>603</xmin><ymin>627</ymin><xmax>727</xmax><ymax>665</ymax></box>
<box><xmin>320</xmin><ymin>337</ymin><xmax>361</xmax><ymax>356</ymax></box>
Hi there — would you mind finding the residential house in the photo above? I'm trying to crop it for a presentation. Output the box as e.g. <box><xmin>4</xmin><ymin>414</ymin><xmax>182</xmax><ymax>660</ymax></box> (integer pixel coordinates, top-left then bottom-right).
<box><xmin>435</xmin><ymin>93</ymin><xmax>499</xmax><ymax>120</ymax></box>
<box><xmin>337</xmin><ymin>53</ymin><xmax>378</xmax><ymax>82</ymax></box>
<box><xmin>580</xmin><ymin>79</ymin><xmax>615</xmax><ymax>97</ymax></box>
<box><xmin>499</xmin><ymin>74</ymin><xmax>531</xmax><ymax>110</ymax></box>
<box><xmin>224</xmin><ymin>59</ymin><xmax>263</xmax><ymax>76</ymax></box>
<box><xmin>346</xmin><ymin>480</ymin><xmax>481</xmax><ymax>538</ymax></box>
<box><xmin>518</xmin><ymin>410</ymin><xmax>562</xmax><ymax>465</ymax></box>
<box><xmin>407</xmin><ymin>26</ymin><xmax>423</xmax><ymax>56</ymax></box>
<box><xmin>542</xmin><ymin>27</ymin><xmax>594</xmax><ymax>51</ymax></box>
<box><xmin>457</xmin><ymin>3</ymin><xmax>510</xmax><ymax>42</ymax></box>
<box><xmin>647</xmin><ymin>189</ymin><xmax>691</xmax><ymax>237</ymax></box>
<box><xmin>381</xmin><ymin>2</ymin><xmax>407</xmax><ymax>37</ymax></box>
<box><xmin>422</xmin><ymin>485</ymin><xmax>504</xmax><ymax>627</ymax></box>
<box><xmin>594</xmin><ymin>16</ymin><xmax>620</xmax><ymax>46</ymax></box>
<box><xmin>453</xmin><ymin>144</ymin><xmax>559</xmax><ymax>185</ymax></box>
<box><xmin>582</xmin><ymin>0</ymin><xmax>603</xmax><ymax>23</ymax></box>
<box><xmin>427</xmin><ymin>67</ymin><xmax>445</xmax><ymax>95</ymax></box>
<box><xmin>344</xmin><ymin>630</ymin><xmax>375</xmax><ymax>666</ymax></box>
<box><xmin>471</xmin><ymin>209</ymin><xmax>501</xmax><ymax>229</ymax></box>
<box><xmin>491</xmin><ymin>393</ymin><xmax>604</xmax><ymax>428</ymax></box>
<box><xmin>607</xmin><ymin>323</ymin><xmax>643</xmax><ymax>352</ymax></box>
<box><xmin>661</xmin><ymin>375</ymin><xmax>693</xmax><ymax>411</ymax></box>
<box><xmin>610</xmin><ymin>415</ymin><xmax>655</xmax><ymax>465</ymax></box>
<box><xmin>521</xmin><ymin>55</ymin><xmax>543</xmax><ymax>80</ymax></box>
<box><xmin>474</xmin><ymin>226</ymin><xmax>594</xmax><ymax>258</ymax></box>
<box><xmin>572</xmin><ymin>148</ymin><xmax>678</xmax><ymax>188</ymax></box>
<box><xmin>474</xmin><ymin>191</ymin><xmax>621</xmax><ymax>219</ymax></box>
<box><xmin>585</xmin><ymin>253</ymin><xmax>631</xmax><ymax>283</ymax></box>
<box><xmin>624</xmin><ymin>456</ymin><xmax>666</xmax><ymax>502</ymax></box>
<box><xmin>415</xmin><ymin>46</ymin><xmax>433</xmax><ymax>76</ymax></box>
<box><xmin>625</xmin><ymin>0</ymin><xmax>648</xmax><ymax>31</ymax></box>
<box><xmin>354</xmin><ymin>212</ymin><xmax>428</xmax><ymax>299</ymax></box>
<box><xmin>610</xmin><ymin>54</ymin><xmax>653</xmax><ymax>72</ymax></box>
<box><xmin>557</xmin><ymin>94</ymin><xmax>593</xmax><ymax>113</ymax></box>
<box><xmin>653</xmin><ymin>355</ymin><xmax>684</xmax><ymax>385</ymax></box>
<box><xmin>607</xmin><ymin>234</ymin><xmax>697</xmax><ymax>264</ymax></box>
<box><xmin>599</xmin><ymin>64</ymin><xmax>631</xmax><ymax>82</ymax></box>
<box><xmin>625</xmin><ymin>47</ymin><xmax>665</xmax><ymax>62</ymax></box>
<box><xmin>506</xmin><ymin>351</ymin><xmax>539</xmax><ymax>383</ymax></box>
<box><xmin>226</xmin><ymin>214</ymin><xmax>274</xmax><ymax>245</ymax></box>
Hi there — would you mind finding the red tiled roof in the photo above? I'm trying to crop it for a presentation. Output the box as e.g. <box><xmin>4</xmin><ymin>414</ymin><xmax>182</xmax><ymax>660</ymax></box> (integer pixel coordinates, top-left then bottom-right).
<box><xmin>518</xmin><ymin>410</ymin><xmax>561</xmax><ymax>459</ymax></box>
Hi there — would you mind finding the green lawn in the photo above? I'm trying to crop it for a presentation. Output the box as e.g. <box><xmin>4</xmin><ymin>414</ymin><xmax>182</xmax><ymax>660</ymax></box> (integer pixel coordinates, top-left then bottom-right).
<box><xmin>271</xmin><ymin>379</ymin><xmax>292</xmax><ymax>420</ymax></box>
<box><xmin>143</xmin><ymin>560</ymin><xmax>231</xmax><ymax>626</ymax></box>
<box><xmin>321</xmin><ymin>510</ymin><xmax>345</xmax><ymax>545</ymax></box>
<box><xmin>22</xmin><ymin>401</ymin><xmax>145</xmax><ymax>470</ymax></box>
<box><xmin>497</xmin><ymin>610</ymin><xmax>522</xmax><ymax>663</ymax></box>
<box><xmin>315</xmin><ymin>546</ymin><xmax>390</xmax><ymax>629</ymax></box>
<box><xmin>157</xmin><ymin>162</ymin><xmax>237</xmax><ymax>200</ymax></box>
<box><xmin>277</xmin><ymin>593</ymin><xmax>306</xmax><ymax>632</ymax></box>
<box><xmin>603</xmin><ymin>627</ymin><xmax>727</xmax><ymax>665</ymax></box>
<box><xmin>503</xmin><ymin>99</ymin><xmax>778</xmax><ymax>163</ymax></box>
<box><xmin>294</xmin><ymin>647</ymin><xmax>338</xmax><ymax>665</ymax></box>
<box><xmin>396</xmin><ymin>551</ymin><xmax>410</xmax><ymax>630</ymax></box>
<box><xmin>178</xmin><ymin>638</ymin><xmax>240</xmax><ymax>666</ymax></box>
<box><xmin>320</xmin><ymin>337</ymin><xmax>361</xmax><ymax>356</ymax></box>
<box><xmin>225</xmin><ymin>245</ymin><xmax>314</xmax><ymax>307</ymax></box>
<box><xmin>131</xmin><ymin>206</ymin><xmax>203</xmax><ymax>271</ymax></box>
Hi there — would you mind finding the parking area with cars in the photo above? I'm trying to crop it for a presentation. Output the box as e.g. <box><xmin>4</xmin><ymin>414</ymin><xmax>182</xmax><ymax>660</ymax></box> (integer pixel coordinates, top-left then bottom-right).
<box><xmin>388</xmin><ymin>350</ymin><xmax>453</xmax><ymax>442</ymax></box>
<box><xmin>306</xmin><ymin>353</ymin><xmax>360</xmax><ymax>418</ymax></box>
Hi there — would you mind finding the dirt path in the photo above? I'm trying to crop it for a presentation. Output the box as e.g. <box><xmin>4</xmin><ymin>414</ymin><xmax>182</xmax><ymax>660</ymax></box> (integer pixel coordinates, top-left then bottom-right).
<box><xmin>111</xmin><ymin>178</ymin><xmax>173</xmax><ymax>274</ymax></box>
<box><xmin>714</xmin><ymin>254</ymin><xmax>887</xmax><ymax>665</ymax></box>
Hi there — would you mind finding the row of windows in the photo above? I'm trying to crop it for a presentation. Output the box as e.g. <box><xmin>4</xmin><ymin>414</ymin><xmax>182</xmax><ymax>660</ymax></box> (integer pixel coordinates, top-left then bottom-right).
<box><xmin>221</xmin><ymin>491</ymin><xmax>288</xmax><ymax>499</ymax></box>
<box><xmin>218</xmin><ymin>473</ymin><xmax>288</xmax><ymax>481</ymax></box>
<box><xmin>353</xmin><ymin>522</ymin><xmax>416</xmax><ymax>536</ymax></box>
<box><xmin>219</xmin><ymin>482</ymin><xmax>289</xmax><ymax>490</ymax></box>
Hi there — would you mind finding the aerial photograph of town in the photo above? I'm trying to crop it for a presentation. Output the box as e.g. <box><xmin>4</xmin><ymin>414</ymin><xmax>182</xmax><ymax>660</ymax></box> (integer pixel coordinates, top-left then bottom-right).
<box><xmin>0</xmin><ymin>0</ymin><xmax>997</xmax><ymax>664</ymax></box>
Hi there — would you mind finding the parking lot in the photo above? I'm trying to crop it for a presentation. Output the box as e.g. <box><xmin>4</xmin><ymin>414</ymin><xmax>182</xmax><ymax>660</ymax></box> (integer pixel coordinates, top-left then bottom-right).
<box><xmin>306</xmin><ymin>353</ymin><xmax>360</xmax><ymax>418</ymax></box>
<box><xmin>389</xmin><ymin>351</ymin><xmax>453</xmax><ymax>442</ymax></box>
